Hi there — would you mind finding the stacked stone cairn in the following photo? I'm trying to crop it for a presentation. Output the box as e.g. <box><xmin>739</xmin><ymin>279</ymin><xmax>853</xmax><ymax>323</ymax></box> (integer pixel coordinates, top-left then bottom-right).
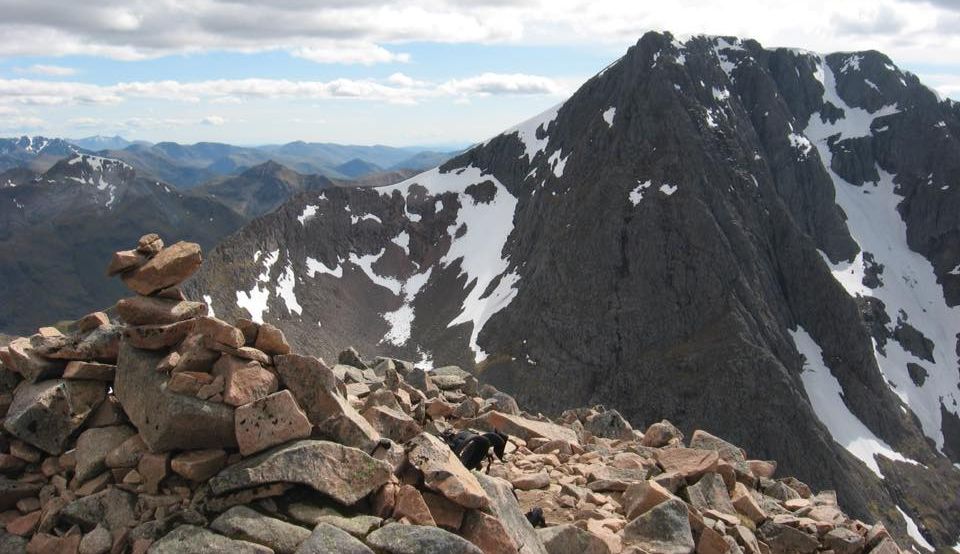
<box><xmin>0</xmin><ymin>234</ymin><xmax>909</xmax><ymax>553</ymax></box>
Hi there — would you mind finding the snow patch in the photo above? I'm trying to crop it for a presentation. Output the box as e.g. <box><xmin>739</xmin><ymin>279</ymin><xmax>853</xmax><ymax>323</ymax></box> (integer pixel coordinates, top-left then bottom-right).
<box><xmin>276</xmin><ymin>262</ymin><xmax>302</xmax><ymax>316</ymax></box>
<box><xmin>712</xmin><ymin>87</ymin><xmax>730</xmax><ymax>102</ymax></box>
<box><xmin>630</xmin><ymin>180</ymin><xmax>652</xmax><ymax>205</ymax></box>
<box><xmin>840</xmin><ymin>54</ymin><xmax>863</xmax><ymax>73</ymax></box>
<box><xmin>788</xmin><ymin>132</ymin><xmax>813</xmax><ymax>157</ymax></box>
<box><xmin>381</xmin><ymin>267</ymin><xmax>433</xmax><ymax>347</ymax></box>
<box><xmin>298</xmin><ymin>205</ymin><xmax>317</xmax><ymax>225</ymax></box>
<box><xmin>349</xmin><ymin>249</ymin><xmax>402</xmax><ymax>296</ymax></box>
<box><xmin>236</xmin><ymin>249</ymin><xmax>279</xmax><ymax>324</ymax></box>
<box><xmin>790</xmin><ymin>326</ymin><xmax>919</xmax><ymax>477</ymax></box>
<box><xmin>498</xmin><ymin>102</ymin><xmax>564</xmax><ymax>162</ymax></box>
<box><xmin>306</xmin><ymin>257</ymin><xmax>343</xmax><ymax>278</ymax></box>
<box><xmin>602</xmin><ymin>107</ymin><xmax>616</xmax><ymax>127</ymax></box>
<box><xmin>203</xmin><ymin>295</ymin><xmax>215</xmax><ymax>317</ymax></box>
<box><xmin>896</xmin><ymin>506</ymin><xmax>934</xmax><ymax>552</ymax></box>
<box><xmin>391</xmin><ymin>231</ymin><xmax>410</xmax><ymax>255</ymax></box>
<box><xmin>548</xmin><ymin>149</ymin><xmax>569</xmax><ymax>178</ymax></box>
<box><xmin>659</xmin><ymin>184</ymin><xmax>678</xmax><ymax>196</ymax></box>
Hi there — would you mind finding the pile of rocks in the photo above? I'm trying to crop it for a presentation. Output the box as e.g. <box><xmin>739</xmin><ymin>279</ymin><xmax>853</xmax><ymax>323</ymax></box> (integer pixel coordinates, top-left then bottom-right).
<box><xmin>0</xmin><ymin>234</ymin><xmax>907</xmax><ymax>553</ymax></box>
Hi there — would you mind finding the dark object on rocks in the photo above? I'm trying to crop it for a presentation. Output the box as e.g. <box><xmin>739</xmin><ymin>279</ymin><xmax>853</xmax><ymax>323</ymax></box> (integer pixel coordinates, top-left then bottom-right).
<box><xmin>525</xmin><ymin>506</ymin><xmax>546</xmax><ymax>528</ymax></box>
<box><xmin>441</xmin><ymin>429</ymin><xmax>509</xmax><ymax>472</ymax></box>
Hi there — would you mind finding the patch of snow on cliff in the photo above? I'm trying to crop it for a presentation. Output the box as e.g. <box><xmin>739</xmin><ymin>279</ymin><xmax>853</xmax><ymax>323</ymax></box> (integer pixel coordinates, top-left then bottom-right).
<box><xmin>306</xmin><ymin>257</ymin><xmax>343</xmax><ymax>278</ymax></box>
<box><xmin>497</xmin><ymin>102</ymin><xmax>564</xmax><ymax>162</ymax></box>
<box><xmin>602</xmin><ymin>107</ymin><xmax>616</xmax><ymax>127</ymax></box>
<box><xmin>790</xmin><ymin>326</ymin><xmax>918</xmax><ymax>477</ymax></box>
<box><xmin>349</xmin><ymin>249</ymin><xmax>402</xmax><ymax>295</ymax></box>
<box><xmin>276</xmin><ymin>262</ymin><xmax>302</xmax><ymax>316</ymax></box>
<box><xmin>805</xmin><ymin>56</ymin><xmax>960</xmax><ymax>453</ymax></box>
<box><xmin>896</xmin><ymin>506</ymin><xmax>934</xmax><ymax>552</ymax></box>
<box><xmin>384</xmin><ymin>165</ymin><xmax>521</xmax><ymax>362</ymax></box>
<box><xmin>236</xmin><ymin>249</ymin><xmax>279</xmax><ymax>324</ymax></box>
<box><xmin>298</xmin><ymin>205</ymin><xmax>317</xmax><ymax>225</ymax></box>
<box><xmin>630</xmin><ymin>181</ymin><xmax>652</xmax><ymax>205</ymax></box>
<box><xmin>659</xmin><ymin>184</ymin><xmax>678</xmax><ymax>196</ymax></box>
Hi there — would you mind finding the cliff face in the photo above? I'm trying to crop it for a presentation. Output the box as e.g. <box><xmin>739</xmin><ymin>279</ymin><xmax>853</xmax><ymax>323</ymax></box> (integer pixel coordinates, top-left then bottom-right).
<box><xmin>189</xmin><ymin>33</ymin><xmax>960</xmax><ymax>546</ymax></box>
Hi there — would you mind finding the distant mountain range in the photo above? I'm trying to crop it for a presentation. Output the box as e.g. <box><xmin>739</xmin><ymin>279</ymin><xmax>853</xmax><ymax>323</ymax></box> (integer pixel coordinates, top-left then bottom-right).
<box><xmin>1</xmin><ymin>135</ymin><xmax>458</xmax><ymax>190</ymax></box>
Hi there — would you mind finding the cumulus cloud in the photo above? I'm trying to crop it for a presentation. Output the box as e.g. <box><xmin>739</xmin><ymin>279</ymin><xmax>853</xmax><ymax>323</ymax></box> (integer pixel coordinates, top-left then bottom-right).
<box><xmin>16</xmin><ymin>64</ymin><xmax>77</xmax><ymax>76</ymax></box>
<box><xmin>0</xmin><ymin>72</ymin><xmax>565</xmax><ymax>108</ymax></box>
<box><xmin>67</xmin><ymin>117</ymin><xmax>103</xmax><ymax>127</ymax></box>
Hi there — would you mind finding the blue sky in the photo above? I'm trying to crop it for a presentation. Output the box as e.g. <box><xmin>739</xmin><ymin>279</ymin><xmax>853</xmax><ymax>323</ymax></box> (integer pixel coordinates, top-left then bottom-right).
<box><xmin>0</xmin><ymin>0</ymin><xmax>958</xmax><ymax>146</ymax></box>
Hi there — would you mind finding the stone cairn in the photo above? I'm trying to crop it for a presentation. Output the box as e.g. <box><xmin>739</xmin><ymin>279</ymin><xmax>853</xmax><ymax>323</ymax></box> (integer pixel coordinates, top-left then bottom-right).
<box><xmin>0</xmin><ymin>233</ymin><xmax>907</xmax><ymax>554</ymax></box>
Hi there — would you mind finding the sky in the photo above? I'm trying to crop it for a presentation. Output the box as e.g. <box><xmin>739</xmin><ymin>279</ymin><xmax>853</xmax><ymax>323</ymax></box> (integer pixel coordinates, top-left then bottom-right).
<box><xmin>0</xmin><ymin>0</ymin><xmax>958</xmax><ymax>147</ymax></box>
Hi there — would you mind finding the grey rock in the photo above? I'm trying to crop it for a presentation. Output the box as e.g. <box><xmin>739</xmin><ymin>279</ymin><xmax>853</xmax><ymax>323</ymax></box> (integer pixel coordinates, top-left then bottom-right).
<box><xmin>757</xmin><ymin>520</ymin><xmax>819</xmax><ymax>554</ymax></box>
<box><xmin>295</xmin><ymin>523</ymin><xmax>373</xmax><ymax>554</ymax></box>
<box><xmin>114</xmin><ymin>342</ymin><xmax>236</xmax><ymax>451</ymax></box>
<box><xmin>3</xmin><ymin>378</ymin><xmax>105</xmax><ymax>454</ymax></box>
<box><xmin>621</xmin><ymin>497</ymin><xmax>695</xmax><ymax>554</ymax></box>
<box><xmin>149</xmin><ymin>524</ymin><xmax>273</xmax><ymax>554</ymax></box>
<box><xmin>61</xmin><ymin>487</ymin><xmax>137</xmax><ymax>531</ymax></box>
<box><xmin>0</xmin><ymin>531</ymin><xmax>27</xmax><ymax>554</ymax></box>
<box><xmin>537</xmin><ymin>524</ymin><xmax>611</xmax><ymax>554</ymax></box>
<box><xmin>0</xmin><ymin>478</ymin><xmax>42</xmax><ymax>511</ymax></box>
<box><xmin>584</xmin><ymin>409</ymin><xmax>634</xmax><ymax>440</ymax></box>
<box><xmin>78</xmin><ymin>524</ymin><xmax>113</xmax><ymax>554</ymax></box>
<box><xmin>74</xmin><ymin>425</ymin><xmax>136</xmax><ymax>483</ymax></box>
<box><xmin>475</xmin><ymin>472</ymin><xmax>548</xmax><ymax>554</ymax></box>
<box><xmin>208</xmin><ymin>440</ymin><xmax>392</xmax><ymax>505</ymax></box>
<box><xmin>365</xmin><ymin>523</ymin><xmax>482</xmax><ymax>554</ymax></box>
<box><xmin>685</xmin><ymin>472</ymin><xmax>736</xmax><ymax>515</ymax></box>
<box><xmin>211</xmin><ymin>506</ymin><xmax>311</xmax><ymax>554</ymax></box>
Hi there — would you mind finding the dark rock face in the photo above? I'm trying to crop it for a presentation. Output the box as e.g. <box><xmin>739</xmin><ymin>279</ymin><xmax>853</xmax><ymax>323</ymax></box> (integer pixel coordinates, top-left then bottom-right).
<box><xmin>195</xmin><ymin>161</ymin><xmax>334</xmax><ymax>219</ymax></box>
<box><xmin>0</xmin><ymin>154</ymin><xmax>245</xmax><ymax>334</ymax></box>
<box><xmin>189</xmin><ymin>32</ymin><xmax>960</xmax><ymax>548</ymax></box>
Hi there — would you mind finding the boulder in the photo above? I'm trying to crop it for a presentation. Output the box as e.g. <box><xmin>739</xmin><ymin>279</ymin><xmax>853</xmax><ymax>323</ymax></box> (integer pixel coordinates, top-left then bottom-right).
<box><xmin>584</xmin><ymin>410</ymin><xmax>634</xmax><ymax>440</ymax></box>
<box><xmin>4</xmin><ymin>379</ymin><xmax>105</xmax><ymax>454</ymax></box>
<box><xmin>120</xmin><ymin>241</ymin><xmax>202</xmax><ymax>295</ymax></box>
<box><xmin>362</xmin><ymin>406</ymin><xmax>421</xmax><ymax>444</ymax></box>
<box><xmin>824</xmin><ymin>527</ymin><xmax>865</xmax><ymax>554</ymax></box>
<box><xmin>107</xmin><ymin>249</ymin><xmax>146</xmax><ymax>276</ymax></box>
<box><xmin>41</xmin><ymin>324</ymin><xmax>121</xmax><ymax>361</ymax></box>
<box><xmin>274</xmin><ymin>354</ymin><xmax>347</xmax><ymax>423</ymax></box>
<box><xmin>295</xmin><ymin>522</ymin><xmax>373</xmax><ymax>554</ymax></box>
<box><xmin>422</xmin><ymin>492</ymin><xmax>466</xmax><ymax>531</ymax></box>
<box><xmin>393</xmin><ymin>485</ymin><xmax>436</xmax><ymax>526</ymax></box>
<box><xmin>5</xmin><ymin>337</ymin><xmax>65</xmax><ymax>382</ymax></box>
<box><xmin>172</xmin><ymin>333</ymin><xmax>219</xmax><ymax>372</ymax></box>
<box><xmin>235</xmin><ymin>390</ymin><xmax>313</xmax><ymax>456</ymax></box>
<box><xmin>194</xmin><ymin>317</ymin><xmax>245</xmax><ymax>349</ymax></box>
<box><xmin>365</xmin><ymin>523</ymin><xmax>482</xmax><ymax>554</ymax></box>
<box><xmin>254</xmin><ymin>324</ymin><xmax>291</xmax><ymax>356</ymax></box>
<box><xmin>63</xmin><ymin>361</ymin><xmax>116</xmax><ymax>381</ymax></box>
<box><xmin>74</xmin><ymin>425</ymin><xmax>136</xmax><ymax>483</ymax></box>
<box><xmin>685</xmin><ymin>472</ymin><xmax>736</xmax><ymax>515</ymax></box>
<box><xmin>654</xmin><ymin>448</ymin><xmax>719</xmax><ymax>482</ymax></box>
<box><xmin>337</xmin><ymin>347</ymin><xmax>368</xmax><ymax>369</ymax></box>
<box><xmin>406</xmin><ymin>433</ymin><xmax>489</xmax><ymax>509</ymax></box>
<box><xmin>0</xmin><ymin>478</ymin><xmax>42</xmax><ymax>511</ymax></box>
<box><xmin>210</xmin><ymin>505</ymin><xmax>311</xmax><ymax>554</ymax></box>
<box><xmin>621</xmin><ymin>498</ymin><xmax>695</xmax><ymax>554</ymax></box>
<box><xmin>689</xmin><ymin>430</ymin><xmax>750</xmax><ymax>476</ymax></box>
<box><xmin>136</xmin><ymin>233</ymin><xmax>163</xmax><ymax>256</ymax></box>
<box><xmin>208</xmin><ymin>440</ymin><xmax>392</xmax><ymax>505</ymax></box>
<box><xmin>757</xmin><ymin>520</ymin><xmax>818</xmax><ymax>554</ymax></box>
<box><xmin>171</xmin><ymin>449</ymin><xmax>227</xmax><ymax>481</ymax></box>
<box><xmin>469</xmin><ymin>411</ymin><xmax>579</xmax><ymax>444</ymax></box>
<box><xmin>149</xmin><ymin>525</ymin><xmax>272</xmax><ymax>554</ymax></box>
<box><xmin>512</xmin><ymin>471</ymin><xmax>550</xmax><ymax>490</ymax></box>
<box><xmin>114</xmin><ymin>342</ymin><xmax>237</xmax><ymax>452</ymax></box>
<box><xmin>213</xmin><ymin>356</ymin><xmax>278</xmax><ymax>407</ymax></box>
<box><xmin>78</xmin><ymin>524</ymin><xmax>112</xmax><ymax>554</ymax></box>
<box><xmin>641</xmin><ymin>421</ymin><xmax>683</xmax><ymax>447</ymax></box>
<box><xmin>475</xmin><ymin>472</ymin><xmax>548</xmax><ymax>554</ymax></box>
<box><xmin>461</xmin><ymin>509</ymin><xmax>519</xmax><ymax>554</ymax></box>
<box><xmin>123</xmin><ymin>320</ymin><xmax>196</xmax><ymax>350</ymax></box>
<box><xmin>483</xmin><ymin>392</ymin><xmax>521</xmax><ymax>415</ymax></box>
<box><xmin>537</xmin><ymin>524</ymin><xmax>612</xmax><ymax>554</ymax></box>
<box><xmin>61</xmin><ymin>487</ymin><xmax>137</xmax><ymax>531</ymax></box>
<box><xmin>105</xmin><ymin>433</ymin><xmax>148</xmax><ymax>468</ymax></box>
<box><xmin>115</xmin><ymin>296</ymin><xmax>206</xmax><ymax>326</ymax></box>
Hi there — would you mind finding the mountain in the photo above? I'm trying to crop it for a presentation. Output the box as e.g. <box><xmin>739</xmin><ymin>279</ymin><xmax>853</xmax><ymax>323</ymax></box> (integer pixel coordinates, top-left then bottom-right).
<box><xmin>188</xmin><ymin>32</ymin><xmax>960</xmax><ymax>549</ymax></box>
<box><xmin>335</xmin><ymin>158</ymin><xmax>383</xmax><ymax>178</ymax></box>
<box><xmin>0</xmin><ymin>136</ymin><xmax>83</xmax><ymax>172</ymax></box>
<box><xmin>0</xmin><ymin>166</ymin><xmax>39</xmax><ymax>188</ymax></box>
<box><xmin>0</xmin><ymin>153</ymin><xmax>245</xmax><ymax>334</ymax></box>
<box><xmin>196</xmin><ymin>160</ymin><xmax>335</xmax><ymax>219</ymax></box>
<box><xmin>68</xmin><ymin>135</ymin><xmax>139</xmax><ymax>151</ymax></box>
<box><xmin>101</xmin><ymin>141</ymin><xmax>456</xmax><ymax>188</ymax></box>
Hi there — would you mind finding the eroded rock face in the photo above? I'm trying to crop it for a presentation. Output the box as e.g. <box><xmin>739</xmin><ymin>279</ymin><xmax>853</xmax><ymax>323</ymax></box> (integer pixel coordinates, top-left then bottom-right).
<box><xmin>114</xmin><ymin>342</ymin><xmax>236</xmax><ymax>452</ymax></box>
<box><xmin>208</xmin><ymin>440</ymin><xmax>392</xmax><ymax>505</ymax></box>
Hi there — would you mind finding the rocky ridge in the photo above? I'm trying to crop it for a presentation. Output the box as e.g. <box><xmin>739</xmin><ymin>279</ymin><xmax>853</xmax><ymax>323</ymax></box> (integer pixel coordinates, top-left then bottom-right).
<box><xmin>0</xmin><ymin>235</ymin><xmax>916</xmax><ymax>553</ymax></box>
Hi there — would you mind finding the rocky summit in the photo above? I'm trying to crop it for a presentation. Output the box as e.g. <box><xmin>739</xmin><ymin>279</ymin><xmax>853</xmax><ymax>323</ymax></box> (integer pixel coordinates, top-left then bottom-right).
<box><xmin>0</xmin><ymin>237</ymin><xmax>922</xmax><ymax>553</ymax></box>
<box><xmin>190</xmin><ymin>31</ymin><xmax>960</xmax><ymax>549</ymax></box>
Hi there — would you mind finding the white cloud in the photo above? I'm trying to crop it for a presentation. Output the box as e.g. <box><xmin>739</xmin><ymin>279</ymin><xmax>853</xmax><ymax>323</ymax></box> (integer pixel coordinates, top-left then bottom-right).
<box><xmin>16</xmin><ymin>64</ymin><xmax>77</xmax><ymax>76</ymax></box>
<box><xmin>67</xmin><ymin>117</ymin><xmax>103</xmax><ymax>127</ymax></box>
<box><xmin>0</xmin><ymin>72</ymin><xmax>565</xmax><ymax>109</ymax></box>
<box><xmin>201</xmin><ymin>115</ymin><xmax>227</xmax><ymax>125</ymax></box>
<box><xmin>293</xmin><ymin>42</ymin><xmax>410</xmax><ymax>65</ymax></box>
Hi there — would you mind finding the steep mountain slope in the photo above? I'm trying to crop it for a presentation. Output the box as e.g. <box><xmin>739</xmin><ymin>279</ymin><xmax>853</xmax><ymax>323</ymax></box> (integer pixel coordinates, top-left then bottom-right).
<box><xmin>0</xmin><ymin>153</ymin><xmax>245</xmax><ymax>333</ymax></box>
<box><xmin>188</xmin><ymin>33</ymin><xmax>960</xmax><ymax>548</ymax></box>
<box><xmin>196</xmin><ymin>161</ymin><xmax>335</xmax><ymax>219</ymax></box>
<box><xmin>0</xmin><ymin>136</ymin><xmax>84</xmax><ymax>172</ymax></box>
